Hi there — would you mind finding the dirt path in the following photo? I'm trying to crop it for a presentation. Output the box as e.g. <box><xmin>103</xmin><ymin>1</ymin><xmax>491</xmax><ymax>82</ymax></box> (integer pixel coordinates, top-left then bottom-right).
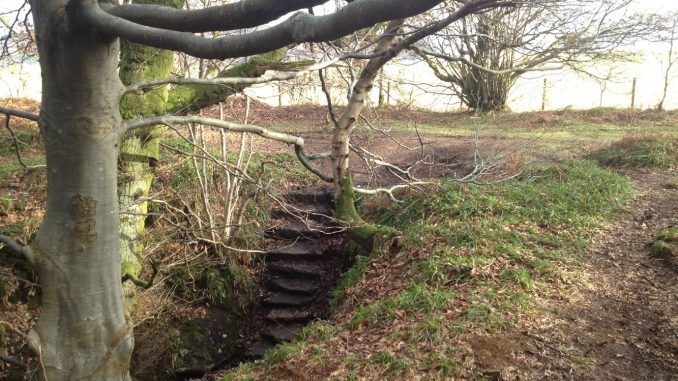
<box><xmin>519</xmin><ymin>169</ymin><xmax>678</xmax><ymax>380</ymax></box>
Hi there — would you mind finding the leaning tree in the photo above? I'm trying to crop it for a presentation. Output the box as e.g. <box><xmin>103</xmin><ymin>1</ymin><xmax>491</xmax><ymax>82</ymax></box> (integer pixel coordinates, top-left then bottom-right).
<box><xmin>0</xmin><ymin>0</ymin><xmax>513</xmax><ymax>379</ymax></box>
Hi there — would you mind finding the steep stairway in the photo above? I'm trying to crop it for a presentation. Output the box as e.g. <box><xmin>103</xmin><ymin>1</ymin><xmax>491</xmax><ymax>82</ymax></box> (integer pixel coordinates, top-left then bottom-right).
<box><xmin>243</xmin><ymin>188</ymin><xmax>345</xmax><ymax>358</ymax></box>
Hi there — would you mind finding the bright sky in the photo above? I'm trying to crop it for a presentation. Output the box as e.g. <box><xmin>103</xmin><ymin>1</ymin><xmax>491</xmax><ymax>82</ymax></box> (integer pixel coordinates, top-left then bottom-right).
<box><xmin>2</xmin><ymin>0</ymin><xmax>678</xmax><ymax>14</ymax></box>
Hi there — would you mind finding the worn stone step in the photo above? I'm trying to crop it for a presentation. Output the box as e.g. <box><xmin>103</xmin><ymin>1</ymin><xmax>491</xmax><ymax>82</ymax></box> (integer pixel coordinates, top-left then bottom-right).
<box><xmin>282</xmin><ymin>188</ymin><xmax>333</xmax><ymax>205</ymax></box>
<box><xmin>264</xmin><ymin>220</ymin><xmax>323</xmax><ymax>240</ymax></box>
<box><xmin>263</xmin><ymin>324</ymin><xmax>302</xmax><ymax>343</ymax></box>
<box><xmin>269</xmin><ymin>277</ymin><xmax>318</xmax><ymax>295</ymax></box>
<box><xmin>243</xmin><ymin>338</ymin><xmax>275</xmax><ymax>359</ymax></box>
<box><xmin>266</xmin><ymin>241</ymin><xmax>324</xmax><ymax>261</ymax></box>
<box><xmin>270</xmin><ymin>203</ymin><xmax>335</xmax><ymax>222</ymax></box>
<box><xmin>263</xmin><ymin>292</ymin><xmax>311</xmax><ymax>307</ymax></box>
<box><xmin>268</xmin><ymin>262</ymin><xmax>322</xmax><ymax>278</ymax></box>
<box><xmin>266</xmin><ymin>308</ymin><xmax>313</xmax><ymax>323</ymax></box>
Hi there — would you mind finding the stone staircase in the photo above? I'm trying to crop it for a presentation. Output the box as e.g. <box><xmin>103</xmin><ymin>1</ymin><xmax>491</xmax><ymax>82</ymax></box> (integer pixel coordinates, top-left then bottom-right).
<box><xmin>243</xmin><ymin>188</ymin><xmax>345</xmax><ymax>358</ymax></box>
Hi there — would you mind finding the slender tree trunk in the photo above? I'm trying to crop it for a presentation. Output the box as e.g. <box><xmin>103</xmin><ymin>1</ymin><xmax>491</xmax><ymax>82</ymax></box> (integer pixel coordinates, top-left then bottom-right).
<box><xmin>331</xmin><ymin>20</ymin><xmax>403</xmax><ymax>219</ymax></box>
<box><xmin>30</xmin><ymin>1</ymin><xmax>133</xmax><ymax>378</ymax></box>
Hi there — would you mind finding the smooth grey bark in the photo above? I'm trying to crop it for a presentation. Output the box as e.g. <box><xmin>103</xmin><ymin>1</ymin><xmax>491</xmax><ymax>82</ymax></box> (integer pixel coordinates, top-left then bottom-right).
<box><xmin>331</xmin><ymin>20</ymin><xmax>404</xmax><ymax>203</ymax></box>
<box><xmin>29</xmin><ymin>0</ymin><xmax>132</xmax><ymax>379</ymax></box>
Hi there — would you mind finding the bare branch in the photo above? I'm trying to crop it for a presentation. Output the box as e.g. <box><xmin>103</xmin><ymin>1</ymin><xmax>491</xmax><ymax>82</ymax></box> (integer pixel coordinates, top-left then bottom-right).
<box><xmin>0</xmin><ymin>235</ymin><xmax>34</xmax><ymax>265</ymax></box>
<box><xmin>412</xmin><ymin>46</ymin><xmax>563</xmax><ymax>75</ymax></box>
<box><xmin>106</xmin><ymin>0</ymin><xmax>328</xmax><ymax>33</ymax></box>
<box><xmin>0</xmin><ymin>106</ymin><xmax>39</xmax><ymax>121</ymax></box>
<box><xmin>79</xmin><ymin>0</ymin><xmax>449</xmax><ymax>60</ymax></box>
<box><xmin>354</xmin><ymin>182</ymin><xmax>433</xmax><ymax>203</ymax></box>
<box><xmin>125</xmin><ymin>58</ymin><xmax>340</xmax><ymax>95</ymax></box>
<box><xmin>3</xmin><ymin>115</ymin><xmax>45</xmax><ymax>170</ymax></box>
<box><xmin>125</xmin><ymin>115</ymin><xmax>334</xmax><ymax>182</ymax></box>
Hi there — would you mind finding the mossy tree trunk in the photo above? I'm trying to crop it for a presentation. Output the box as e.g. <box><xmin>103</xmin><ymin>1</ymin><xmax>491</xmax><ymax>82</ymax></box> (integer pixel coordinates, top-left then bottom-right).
<box><xmin>118</xmin><ymin>29</ymin><xmax>288</xmax><ymax>304</ymax></box>
<box><xmin>331</xmin><ymin>21</ymin><xmax>404</xmax><ymax>253</ymax></box>
<box><xmin>117</xmin><ymin>0</ymin><xmax>183</xmax><ymax>305</ymax></box>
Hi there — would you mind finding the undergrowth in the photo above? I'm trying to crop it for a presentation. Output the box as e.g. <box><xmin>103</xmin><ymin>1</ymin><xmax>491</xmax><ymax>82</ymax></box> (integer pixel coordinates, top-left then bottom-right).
<box><xmin>220</xmin><ymin>160</ymin><xmax>634</xmax><ymax>380</ymax></box>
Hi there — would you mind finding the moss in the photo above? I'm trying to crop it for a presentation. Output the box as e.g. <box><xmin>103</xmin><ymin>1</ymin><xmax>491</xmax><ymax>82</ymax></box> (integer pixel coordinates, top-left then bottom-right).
<box><xmin>166</xmin><ymin>49</ymin><xmax>300</xmax><ymax>114</ymax></box>
<box><xmin>650</xmin><ymin>240</ymin><xmax>673</xmax><ymax>258</ymax></box>
<box><xmin>336</xmin><ymin>171</ymin><xmax>380</xmax><ymax>258</ymax></box>
<box><xmin>336</xmin><ymin>171</ymin><xmax>362</xmax><ymax>223</ymax></box>
<box><xmin>121</xmin><ymin>260</ymin><xmax>142</xmax><ymax>278</ymax></box>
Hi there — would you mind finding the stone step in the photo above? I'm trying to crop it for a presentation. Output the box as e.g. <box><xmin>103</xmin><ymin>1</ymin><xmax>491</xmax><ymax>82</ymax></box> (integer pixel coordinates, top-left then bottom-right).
<box><xmin>263</xmin><ymin>324</ymin><xmax>302</xmax><ymax>343</ymax></box>
<box><xmin>269</xmin><ymin>277</ymin><xmax>318</xmax><ymax>295</ymax></box>
<box><xmin>263</xmin><ymin>292</ymin><xmax>311</xmax><ymax>307</ymax></box>
<box><xmin>265</xmin><ymin>241</ymin><xmax>324</xmax><ymax>261</ymax></box>
<box><xmin>264</xmin><ymin>220</ymin><xmax>323</xmax><ymax>240</ymax></box>
<box><xmin>266</xmin><ymin>308</ymin><xmax>313</xmax><ymax>323</ymax></box>
<box><xmin>282</xmin><ymin>188</ymin><xmax>333</xmax><ymax>205</ymax></box>
<box><xmin>243</xmin><ymin>338</ymin><xmax>275</xmax><ymax>359</ymax></box>
<box><xmin>270</xmin><ymin>203</ymin><xmax>335</xmax><ymax>222</ymax></box>
<box><xmin>268</xmin><ymin>262</ymin><xmax>323</xmax><ymax>278</ymax></box>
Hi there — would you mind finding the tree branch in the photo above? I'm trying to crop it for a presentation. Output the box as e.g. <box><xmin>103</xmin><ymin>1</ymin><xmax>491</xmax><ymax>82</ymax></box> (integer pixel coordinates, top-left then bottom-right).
<box><xmin>121</xmin><ymin>261</ymin><xmax>159</xmax><ymax>289</ymax></box>
<box><xmin>413</xmin><ymin>46</ymin><xmax>562</xmax><ymax>75</ymax></box>
<box><xmin>0</xmin><ymin>354</ymin><xmax>29</xmax><ymax>370</ymax></box>
<box><xmin>106</xmin><ymin>0</ymin><xmax>328</xmax><ymax>33</ymax></box>
<box><xmin>3</xmin><ymin>115</ymin><xmax>45</xmax><ymax>170</ymax></box>
<box><xmin>354</xmin><ymin>182</ymin><xmax>432</xmax><ymax>203</ymax></box>
<box><xmin>0</xmin><ymin>235</ymin><xmax>34</xmax><ymax>266</ymax></box>
<box><xmin>79</xmin><ymin>0</ymin><xmax>447</xmax><ymax>60</ymax></box>
<box><xmin>0</xmin><ymin>106</ymin><xmax>39</xmax><ymax>121</ymax></box>
<box><xmin>125</xmin><ymin>116</ymin><xmax>334</xmax><ymax>182</ymax></box>
<box><xmin>126</xmin><ymin>58</ymin><xmax>339</xmax><ymax>95</ymax></box>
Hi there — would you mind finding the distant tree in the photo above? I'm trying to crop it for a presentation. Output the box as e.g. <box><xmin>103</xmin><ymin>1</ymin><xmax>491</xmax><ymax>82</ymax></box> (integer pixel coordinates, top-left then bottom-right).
<box><xmin>657</xmin><ymin>12</ymin><xmax>678</xmax><ymax>111</ymax></box>
<box><xmin>416</xmin><ymin>0</ymin><xmax>657</xmax><ymax>113</ymax></box>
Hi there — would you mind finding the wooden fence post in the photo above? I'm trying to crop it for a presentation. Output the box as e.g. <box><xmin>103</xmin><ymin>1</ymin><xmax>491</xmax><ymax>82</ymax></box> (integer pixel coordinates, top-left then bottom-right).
<box><xmin>631</xmin><ymin>77</ymin><xmax>637</xmax><ymax>110</ymax></box>
<box><xmin>541</xmin><ymin>78</ymin><xmax>548</xmax><ymax>111</ymax></box>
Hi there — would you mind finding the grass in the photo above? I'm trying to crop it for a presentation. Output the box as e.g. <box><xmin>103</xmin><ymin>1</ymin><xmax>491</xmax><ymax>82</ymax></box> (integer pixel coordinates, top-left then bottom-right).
<box><xmin>592</xmin><ymin>136</ymin><xmax>677</xmax><ymax>169</ymax></box>
<box><xmin>220</xmin><ymin>159</ymin><xmax>634</xmax><ymax>380</ymax></box>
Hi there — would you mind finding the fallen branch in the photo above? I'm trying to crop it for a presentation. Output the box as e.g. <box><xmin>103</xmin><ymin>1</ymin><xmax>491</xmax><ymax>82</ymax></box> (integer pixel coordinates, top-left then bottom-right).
<box><xmin>0</xmin><ymin>354</ymin><xmax>29</xmax><ymax>370</ymax></box>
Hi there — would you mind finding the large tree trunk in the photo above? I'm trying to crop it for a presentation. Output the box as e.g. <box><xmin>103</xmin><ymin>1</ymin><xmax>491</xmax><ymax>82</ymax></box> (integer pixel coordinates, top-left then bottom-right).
<box><xmin>29</xmin><ymin>1</ymin><xmax>133</xmax><ymax>379</ymax></box>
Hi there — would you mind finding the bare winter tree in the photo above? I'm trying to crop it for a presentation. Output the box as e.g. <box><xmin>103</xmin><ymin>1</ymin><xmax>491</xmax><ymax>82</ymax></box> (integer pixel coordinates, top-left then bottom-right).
<box><xmin>657</xmin><ymin>12</ymin><xmax>678</xmax><ymax>111</ymax></box>
<box><xmin>0</xmin><ymin>0</ymin><xmax>511</xmax><ymax>379</ymax></box>
<box><xmin>416</xmin><ymin>0</ymin><xmax>658</xmax><ymax>113</ymax></box>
